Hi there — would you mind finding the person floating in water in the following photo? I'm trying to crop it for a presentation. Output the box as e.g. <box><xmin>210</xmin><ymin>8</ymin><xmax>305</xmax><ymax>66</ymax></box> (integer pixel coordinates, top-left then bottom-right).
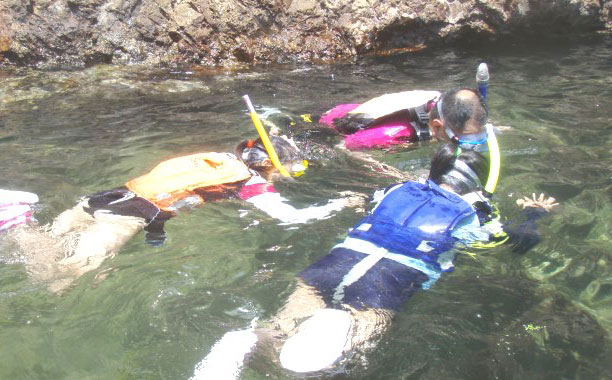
<box><xmin>319</xmin><ymin>87</ymin><xmax>492</xmax><ymax>150</ymax></box>
<box><xmin>319</xmin><ymin>64</ymin><xmax>494</xmax><ymax>151</ymax></box>
<box><xmin>274</xmin><ymin>145</ymin><xmax>557</xmax><ymax>374</ymax></box>
<box><xmin>2</xmin><ymin>135</ymin><xmax>365</xmax><ymax>293</ymax></box>
<box><xmin>191</xmin><ymin>143</ymin><xmax>558</xmax><ymax>378</ymax></box>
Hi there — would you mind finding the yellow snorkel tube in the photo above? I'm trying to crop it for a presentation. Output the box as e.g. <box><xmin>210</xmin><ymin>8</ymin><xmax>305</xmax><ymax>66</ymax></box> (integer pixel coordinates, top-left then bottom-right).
<box><xmin>484</xmin><ymin>124</ymin><xmax>500</xmax><ymax>195</ymax></box>
<box><xmin>242</xmin><ymin>95</ymin><xmax>291</xmax><ymax>177</ymax></box>
<box><xmin>476</xmin><ymin>63</ymin><xmax>500</xmax><ymax>196</ymax></box>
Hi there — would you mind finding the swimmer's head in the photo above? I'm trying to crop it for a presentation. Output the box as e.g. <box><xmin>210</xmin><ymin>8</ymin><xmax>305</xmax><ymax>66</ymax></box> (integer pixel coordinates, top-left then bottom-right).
<box><xmin>235</xmin><ymin>135</ymin><xmax>303</xmax><ymax>175</ymax></box>
<box><xmin>428</xmin><ymin>88</ymin><xmax>488</xmax><ymax>143</ymax></box>
<box><xmin>429</xmin><ymin>143</ymin><xmax>489</xmax><ymax>195</ymax></box>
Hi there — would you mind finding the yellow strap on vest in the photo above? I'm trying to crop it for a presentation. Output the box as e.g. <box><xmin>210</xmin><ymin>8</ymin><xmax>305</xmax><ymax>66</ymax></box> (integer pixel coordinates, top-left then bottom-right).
<box><xmin>126</xmin><ymin>152</ymin><xmax>251</xmax><ymax>210</ymax></box>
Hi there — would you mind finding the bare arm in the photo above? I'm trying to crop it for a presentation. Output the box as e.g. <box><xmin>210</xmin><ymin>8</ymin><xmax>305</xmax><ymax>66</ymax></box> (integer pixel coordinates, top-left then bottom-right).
<box><xmin>335</xmin><ymin>142</ymin><xmax>417</xmax><ymax>182</ymax></box>
<box><xmin>245</xmin><ymin>190</ymin><xmax>366</xmax><ymax>225</ymax></box>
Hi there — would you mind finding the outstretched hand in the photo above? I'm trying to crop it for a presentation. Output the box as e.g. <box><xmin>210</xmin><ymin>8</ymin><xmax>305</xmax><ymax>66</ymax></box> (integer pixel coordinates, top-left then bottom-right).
<box><xmin>516</xmin><ymin>193</ymin><xmax>559</xmax><ymax>212</ymax></box>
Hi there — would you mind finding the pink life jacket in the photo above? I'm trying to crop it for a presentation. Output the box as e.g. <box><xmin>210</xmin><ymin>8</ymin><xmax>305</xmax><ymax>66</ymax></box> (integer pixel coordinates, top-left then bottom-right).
<box><xmin>319</xmin><ymin>91</ymin><xmax>439</xmax><ymax>150</ymax></box>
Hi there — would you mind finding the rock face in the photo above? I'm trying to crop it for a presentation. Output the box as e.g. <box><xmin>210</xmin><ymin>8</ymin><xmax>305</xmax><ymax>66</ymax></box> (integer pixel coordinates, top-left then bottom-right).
<box><xmin>0</xmin><ymin>0</ymin><xmax>610</xmax><ymax>68</ymax></box>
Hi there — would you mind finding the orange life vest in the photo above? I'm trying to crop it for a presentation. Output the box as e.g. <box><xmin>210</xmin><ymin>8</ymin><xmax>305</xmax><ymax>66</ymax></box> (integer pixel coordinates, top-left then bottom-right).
<box><xmin>126</xmin><ymin>152</ymin><xmax>252</xmax><ymax>211</ymax></box>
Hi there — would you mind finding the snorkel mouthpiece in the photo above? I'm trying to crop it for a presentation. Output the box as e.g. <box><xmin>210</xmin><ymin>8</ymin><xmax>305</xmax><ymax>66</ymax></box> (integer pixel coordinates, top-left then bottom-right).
<box><xmin>291</xmin><ymin>160</ymin><xmax>309</xmax><ymax>177</ymax></box>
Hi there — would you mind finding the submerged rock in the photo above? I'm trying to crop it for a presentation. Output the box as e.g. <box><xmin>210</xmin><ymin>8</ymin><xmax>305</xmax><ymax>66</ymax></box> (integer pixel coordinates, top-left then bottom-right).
<box><xmin>0</xmin><ymin>0</ymin><xmax>610</xmax><ymax>68</ymax></box>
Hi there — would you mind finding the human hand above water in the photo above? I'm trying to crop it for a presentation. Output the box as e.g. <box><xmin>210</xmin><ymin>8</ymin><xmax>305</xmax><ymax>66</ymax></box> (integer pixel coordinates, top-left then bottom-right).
<box><xmin>516</xmin><ymin>193</ymin><xmax>559</xmax><ymax>212</ymax></box>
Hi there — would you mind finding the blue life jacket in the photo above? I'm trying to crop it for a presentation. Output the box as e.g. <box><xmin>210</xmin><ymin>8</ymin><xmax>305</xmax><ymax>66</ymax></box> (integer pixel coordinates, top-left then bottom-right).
<box><xmin>348</xmin><ymin>180</ymin><xmax>475</xmax><ymax>270</ymax></box>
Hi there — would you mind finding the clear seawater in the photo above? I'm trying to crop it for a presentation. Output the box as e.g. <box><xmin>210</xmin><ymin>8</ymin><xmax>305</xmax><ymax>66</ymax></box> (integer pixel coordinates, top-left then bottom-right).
<box><xmin>1</xmin><ymin>35</ymin><xmax>611</xmax><ymax>379</ymax></box>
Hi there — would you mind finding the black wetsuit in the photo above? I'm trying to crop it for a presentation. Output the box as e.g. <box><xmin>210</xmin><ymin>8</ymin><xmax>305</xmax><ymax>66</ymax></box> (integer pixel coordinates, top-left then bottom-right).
<box><xmin>84</xmin><ymin>188</ymin><xmax>173</xmax><ymax>245</ymax></box>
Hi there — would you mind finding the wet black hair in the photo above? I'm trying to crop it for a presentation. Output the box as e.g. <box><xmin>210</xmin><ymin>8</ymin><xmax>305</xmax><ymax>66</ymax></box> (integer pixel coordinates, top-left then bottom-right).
<box><xmin>429</xmin><ymin>143</ymin><xmax>490</xmax><ymax>195</ymax></box>
<box><xmin>435</xmin><ymin>88</ymin><xmax>488</xmax><ymax>133</ymax></box>
<box><xmin>235</xmin><ymin>135</ymin><xmax>301</xmax><ymax>170</ymax></box>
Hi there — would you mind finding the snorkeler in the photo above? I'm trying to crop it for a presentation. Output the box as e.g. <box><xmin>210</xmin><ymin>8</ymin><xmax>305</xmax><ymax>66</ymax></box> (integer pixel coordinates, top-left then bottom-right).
<box><xmin>316</xmin><ymin>64</ymin><xmax>493</xmax><ymax>151</ymax></box>
<box><xmin>4</xmin><ymin>134</ymin><xmax>365</xmax><ymax>293</ymax></box>
<box><xmin>320</xmin><ymin>87</ymin><xmax>491</xmax><ymax>150</ymax></box>
<box><xmin>190</xmin><ymin>142</ymin><xmax>558</xmax><ymax>378</ymax></box>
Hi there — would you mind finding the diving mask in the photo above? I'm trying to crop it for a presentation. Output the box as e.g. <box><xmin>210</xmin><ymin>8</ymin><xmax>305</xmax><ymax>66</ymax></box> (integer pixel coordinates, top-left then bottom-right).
<box><xmin>241</xmin><ymin>142</ymin><xmax>309</xmax><ymax>177</ymax></box>
<box><xmin>444</xmin><ymin>126</ymin><xmax>488</xmax><ymax>152</ymax></box>
<box><xmin>241</xmin><ymin>144</ymin><xmax>270</xmax><ymax>166</ymax></box>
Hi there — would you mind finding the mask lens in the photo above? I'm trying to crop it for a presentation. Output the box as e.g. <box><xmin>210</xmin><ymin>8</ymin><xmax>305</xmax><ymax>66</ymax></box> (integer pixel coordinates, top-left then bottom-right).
<box><xmin>459</xmin><ymin>131</ymin><xmax>487</xmax><ymax>143</ymax></box>
<box><xmin>457</xmin><ymin>130</ymin><xmax>488</xmax><ymax>151</ymax></box>
<box><xmin>242</xmin><ymin>147</ymin><xmax>269</xmax><ymax>164</ymax></box>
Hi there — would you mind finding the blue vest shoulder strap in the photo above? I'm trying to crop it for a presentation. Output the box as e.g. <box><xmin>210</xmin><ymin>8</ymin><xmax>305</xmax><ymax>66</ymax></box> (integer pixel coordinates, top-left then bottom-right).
<box><xmin>349</xmin><ymin>180</ymin><xmax>475</xmax><ymax>268</ymax></box>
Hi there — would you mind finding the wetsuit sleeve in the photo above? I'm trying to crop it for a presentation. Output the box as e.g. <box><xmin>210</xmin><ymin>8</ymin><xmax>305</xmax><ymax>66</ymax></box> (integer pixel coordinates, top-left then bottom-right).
<box><xmin>502</xmin><ymin>207</ymin><xmax>549</xmax><ymax>254</ymax></box>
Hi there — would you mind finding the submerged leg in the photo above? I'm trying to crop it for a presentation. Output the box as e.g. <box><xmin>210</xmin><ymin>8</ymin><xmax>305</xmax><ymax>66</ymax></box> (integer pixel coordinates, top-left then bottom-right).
<box><xmin>57</xmin><ymin>210</ymin><xmax>146</xmax><ymax>278</ymax></box>
<box><xmin>272</xmin><ymin>279</ymin><xmax>327</xmax><ymax>335</ymax></box>
<box><xmin>270</xmin><ymin>279</ymin><xmax>357</xmax><ymax>373</ymax></box>
<box><xmin>10</xmin><ymin>225</ymin><xmax>67</xmax><ymax>285</ymax></box>
<box><xmin>278</xmin><ymin>303</ymin><xmax>393</xmax><ymax>374</ymax></box>
<box><xmin>189</xmin><ymin>280</ymin><xmax>326</xmax><ymax>379</ymax></box>
<box><xmin>344</xmin><ymin>306</ymin><xmax>394</xmax><ymax>358</ymax></box>
<box><xmin>9</xmin><ymin>200</ymin><xmax>146</xmax><ymax>292</ymax></box>
<box><xmin>50</xmin><ymin>200</ymin><xmax>94</xmax><ymax>237</ymax></box>
<box><xmin>13</xmin><ymin>202</ymin><xmax>97</xmax><ymax>291</ymax></box>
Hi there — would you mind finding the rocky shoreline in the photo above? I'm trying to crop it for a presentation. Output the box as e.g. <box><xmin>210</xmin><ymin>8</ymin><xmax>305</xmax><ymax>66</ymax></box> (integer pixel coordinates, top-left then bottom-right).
<box><xmin>1</xmin><ymin>0</ymin><xmax>610</xmax><ymax>68</ymax></box>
